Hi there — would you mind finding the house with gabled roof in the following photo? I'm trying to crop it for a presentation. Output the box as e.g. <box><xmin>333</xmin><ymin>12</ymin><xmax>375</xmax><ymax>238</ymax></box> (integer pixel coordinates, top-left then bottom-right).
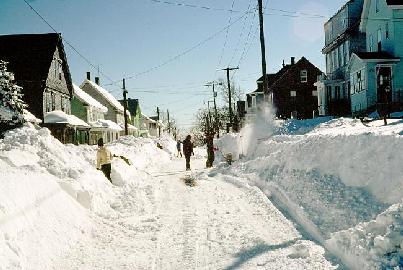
<box><xmin>348</xmin><ymin>0</ymin><xmax>403</xmax><ymax>116</ymax></box>
<box><xmin>80</xmin><ymin>76</ymin><xmax>129</xmax><ymax>125</ymax></box>
<box><xmin>0</xmin><ymin>33</ymin><xmax>73</xmax><ymax>121</ymax></box>
<box><xmin>247</xmin><ymin>57</ymin><xmax>322</xmax><ymax>119</ymax></box>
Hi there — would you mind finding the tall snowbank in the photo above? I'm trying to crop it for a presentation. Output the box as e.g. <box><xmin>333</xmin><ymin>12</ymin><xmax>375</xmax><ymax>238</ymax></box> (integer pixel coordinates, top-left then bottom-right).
<box><xmin>0</xmin><ymin>125</ymin><xmax>93</xmax><ymax>269</ymax></box>
<box><xmin>0</xmin><ymin>124</ymin><xmax>176</xmax><ymax>269</ymax></box>
<box><xmin>217</xmin><ymin>114</ymin><xmax>403</xmax><ymax>269</ymax></box>
<box><xmin>327</xmin><ymin>202</ymin><xmax>403</xmax><ymax>269</ymax></box>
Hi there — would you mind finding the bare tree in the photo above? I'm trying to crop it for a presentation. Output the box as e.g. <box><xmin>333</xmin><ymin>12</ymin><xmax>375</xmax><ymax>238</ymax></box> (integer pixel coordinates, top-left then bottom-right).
<box><xmin>217</xmin><ymin>77</ymin><xmax>244</xmax><ymax>104</ymax></box>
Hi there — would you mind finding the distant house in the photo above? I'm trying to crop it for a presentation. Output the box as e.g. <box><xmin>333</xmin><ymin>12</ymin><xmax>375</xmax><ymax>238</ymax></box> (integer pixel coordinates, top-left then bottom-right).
<box><xmin>348</xmin><ymin>0</ymin><xmax>403</xmax><ymax>116</ymax></box>
<box><xmin>0</xmin><ymin>33</ymin><xmax>73</xmax><ymax>120</ymax></box>
<box><xmin>72</xmin><ymin>84</ymin><xmax>107</xmax><ymax>123</ymax></box>
<box><xmin>71</xmin><ymin>84</ymin><xmax>110</xmax><ymax>144</ymax></box>
<box><xmin>271</xmin><ymin>57</ymin><xmax>322</xmax><ymax>119</ymax></box>
<box><xmin>80</xmin><ymin>76</ymin><xmax>130</xmax><ymax>140</ymax></box>
<box><xmin>246</xmin><ymin>61</ymin><xmax>294</xmax><ymax>119</ymax></box>
<box><xmin>118</xmin><ymin>98</ymin><xmax>145</xmax><ymax>136</ymax></box>
<box><xmin>247</xmin><ymin>57</ymin><xmax>322</xmax><ymax>119</ymax></box>
<box><xmin>316</xmin><ymin>0</ymin><xmax>366</xmax><ymax>116</ymax></box>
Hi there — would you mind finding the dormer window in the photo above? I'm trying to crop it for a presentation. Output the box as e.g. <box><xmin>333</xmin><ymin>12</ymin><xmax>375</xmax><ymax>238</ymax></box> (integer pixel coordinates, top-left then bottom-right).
<box><xmin>300</xmin><ymin>70</ymin><xmax>308</xmax><ymax>83</ymax></box>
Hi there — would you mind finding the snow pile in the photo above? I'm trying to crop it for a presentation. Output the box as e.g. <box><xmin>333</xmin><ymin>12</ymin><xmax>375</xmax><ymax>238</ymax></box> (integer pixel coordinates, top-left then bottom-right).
<box><xmin>327</xmin><ymin>202</ymin><xmax>403</xmax><ymax>269</ymax></box>
<box><xmin>0</xmin><ymin>124</ymin><xmax>94</xmax><ymax>269</ymax></box>
<box><xmin>0</xmin><ymin>124</ymin><xmax>178</xmax><ymax>268</ymax></box>
<box><xmin>217</xmin><ymin>115</ymin><xmax>403</xmax><ymax>269</ymax></box>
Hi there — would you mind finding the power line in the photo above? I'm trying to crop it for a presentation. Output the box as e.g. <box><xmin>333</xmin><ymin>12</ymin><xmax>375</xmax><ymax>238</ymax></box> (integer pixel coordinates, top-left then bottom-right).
<box><xmin>229</xmin><ymin>0</ymin><xmax>253</xmax><ymax>66</ymax></box>
<box><xmin>215</xmin><ymin>0</ymin><xmax>238</xmax><ymax>75</ymax></box>
<box><xmin>146</xmin><ymin>0</ymin><xmax>326</xmax><ymax>18</ymax></box>
<box><xmin>106</xmin><ymin>10</ymin><xmax>250</xmax><ymax>86</ymax></box>
<box><xmin>21</xmin><ymin>0</ymin><xmax>115</xmax><ymax>84</ymax></box>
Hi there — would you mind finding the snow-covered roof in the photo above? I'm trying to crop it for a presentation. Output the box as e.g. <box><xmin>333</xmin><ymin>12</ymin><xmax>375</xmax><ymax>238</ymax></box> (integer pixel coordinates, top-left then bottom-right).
<box><xmin>119</xmin><ymin>123</ymin><xmax>138</xmax><ymax>130</ymax></box>
<box><xmin>44</xmin><ymin>110</ymin><xmax>89</xmax><ymax>127</ymax></box>
<box><xmin>73</xmin><ymin>84</ymin><xmax>108</xmax><ymax>113</ymax></box>
<box><xmin>90</xmin><ymin>119</ymin><xmax>123</xmax><ymax>131</ymax></box>
<box><xmin>141</xmin><ymin>113</ymin><xmax>156</xmax><ymax>123</ymax></box>
<box><xmin>81</xmin><ymin>79</ymin><xmax>124</xmax><ymax>113</ymax></box>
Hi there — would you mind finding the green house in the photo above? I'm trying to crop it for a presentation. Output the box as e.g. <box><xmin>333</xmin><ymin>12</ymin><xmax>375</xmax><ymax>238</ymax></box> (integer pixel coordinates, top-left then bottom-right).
<box><xmin>349</xmin><ymin>0</ymin><xmax>403</xmax><ymax>116</ymax></box>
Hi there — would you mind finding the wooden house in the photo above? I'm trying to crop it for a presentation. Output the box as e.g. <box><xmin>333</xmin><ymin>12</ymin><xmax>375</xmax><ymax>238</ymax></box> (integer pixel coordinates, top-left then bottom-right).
<box><xmin>0</xmin><ymin>33</ymin><xmax>73</xmax><ymax>120</ymax></box>
<box><xmin>270</xmin><ymin>57</ymin><xmax>322</xmax><ymax>119</ymax></box>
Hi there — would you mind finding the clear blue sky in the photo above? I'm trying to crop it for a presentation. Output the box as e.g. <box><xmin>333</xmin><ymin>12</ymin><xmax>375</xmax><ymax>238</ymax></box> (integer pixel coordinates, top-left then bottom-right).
<box><xmin>0</xmin><ymin>0</ymin><xmax>346</xmax><ymax>129</ymax></box>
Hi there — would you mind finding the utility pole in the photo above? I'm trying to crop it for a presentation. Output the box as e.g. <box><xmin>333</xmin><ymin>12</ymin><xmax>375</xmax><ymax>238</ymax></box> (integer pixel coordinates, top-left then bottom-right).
<box><xmin>205</xmin><ymin>81</ymin><xmax>222</xmax><ymax>138</ymax></box>
<box><xmin>123</xmin><ymin>79</ymin><xmax>128</xmax><ymax>136</ymax></box>
<box><xmin>157</xmin><ymin>106</ymin><xmax>161</xmax><ymax>138</ymax></box>
<box><xmin>258</xmin><ymin>0</ymin><xmax>268</xmax><ymax>95</ymax></box>
<box><xmin>167</xmin><ymin>109</ymin><xmax>170</xmax><ymax>134</ymax></box>
<box><xmin>221</xmin><ymin>67</ymin><xmax>239</xmax><ymax>131</ymax></box>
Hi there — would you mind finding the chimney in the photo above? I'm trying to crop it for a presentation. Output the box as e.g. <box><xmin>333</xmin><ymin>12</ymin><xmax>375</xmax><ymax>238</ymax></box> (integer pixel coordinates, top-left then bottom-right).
<box><xmin>95</xmin><ymin>77</ymin><xmax>100</xmax><ymax>85</ymax></box>
<box><xmin>282</xmin><ymin>60</ymin><xmax>285</xmax><ymax>67</ymax></box>
<box><xmin>291</xmin><ymin>57</ymin><xmax>295</xmax><ymax>65</ymax></box>
<box><xmin>86</xmin><ymin>72</ymin><xmax>91</xmax><ymax>80</ymax></box>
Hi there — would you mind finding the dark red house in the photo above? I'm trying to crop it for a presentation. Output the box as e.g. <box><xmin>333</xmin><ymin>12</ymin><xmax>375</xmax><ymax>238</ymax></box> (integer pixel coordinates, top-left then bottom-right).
<box><xmin>269</xmin><ymin>57</ymin><xmax>322</xmax><ymax>119</ymax></box>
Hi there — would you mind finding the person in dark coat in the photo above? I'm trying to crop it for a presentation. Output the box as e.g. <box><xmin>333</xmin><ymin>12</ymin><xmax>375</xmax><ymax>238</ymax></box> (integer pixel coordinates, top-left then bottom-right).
<box><xmin>182</xmin><ymin>135</ymin><xmax>194</xmax><ymax>170</ymax></box>
<box><xmin>205</xmin><ymin>130</ymin><xmax>215</xmax><ymax>168</ymax></box>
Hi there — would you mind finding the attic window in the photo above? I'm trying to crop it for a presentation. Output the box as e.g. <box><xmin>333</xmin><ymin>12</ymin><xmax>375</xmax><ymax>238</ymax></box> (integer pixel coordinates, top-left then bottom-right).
<box><xmin>58</xmin><ymin>59</ymin><xmax>63</xmax><ymax>80</ymax></box>
<box><xmin>300</xmin><ymin>70</ymin><xmax>308</xmax><ymax>83</ymax></box>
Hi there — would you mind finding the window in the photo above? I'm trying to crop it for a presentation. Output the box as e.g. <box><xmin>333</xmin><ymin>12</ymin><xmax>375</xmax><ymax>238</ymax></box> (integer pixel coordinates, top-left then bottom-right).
<box><xmin>45</xmin><ymin>91</ymin><xmax>51</xmax><ymax>112</ymax></box>
<box><xmin>335</xmin><ymin>86</ymin><xmax>341</xmax><ymax>100</ymax></box>
<box><xmin>58</xmin><ymin>60</ymin><xmax>63</xmax><ymax>80</ymax></box>
<box><xmin>386</xmin><ymin>22</ymin><xmax>389</xmax><ymax>39</ymax></box>
<box><xmin>326</xmin><ymin>86</ymin><xmax>332</xmax><ymax>101</ymax></box>
<box><xmin>352</xmin><ymin>70</ymin><xmax>365</xmax><ymax>94</ymax></box>
<box><xmin>312</xmin><ymin>90</ymin><xmax>318</xmax><ymax>96</ymax></box>
<box><xmin>369</xmin><ymin>35</ymin><xmax>373</xmax><ymax>52</ymax></box>
<box><xmin>300</xmin><ymin>70</ymin><xmax>308</xmax><ymax>83</ymax></box>
<box><xmin>377</xmin><ymin>29</ymin><xmax>382</xmax><ymax>51</ymax></box>
<box><xmin>339</xmin><ymin>45</ymin><xmax>344</xmax><ymax>67</ymax></box>
<box><xmin>61</xmin><ymin>96</ymin><xmax>65</xmax><ymax>112</ymax></box>
<box><xmin>290</xmin><ymin>91</ymin><xmax>297</xmax><ymax>97</ymax></box>
<box><xmin>376</xmin><ymin>0</ymin><xmax>380</xmax><ymax>12</ymax></box>
<box><xmin>51</xmin><ymin>92</ymin><xmax>56</xmax><ymax>110</ymax></box>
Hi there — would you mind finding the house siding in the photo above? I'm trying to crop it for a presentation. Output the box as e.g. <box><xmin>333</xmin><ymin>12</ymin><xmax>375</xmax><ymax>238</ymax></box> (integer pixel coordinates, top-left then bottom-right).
<box><xmin>71</xmin><ymin>97</ymin><xmax>88</xmax><ymax>122</ymax></box>
<box><xmin>42</xmin><ymin>47</ymin><xmax>71</xmax><ymax>117</ymax></box>
<box><xmin>80</xmin><ymin>82</ymin><xmax>123</xmax><ymax>124</ymax></box>
<box><xmin>272</xmin><ymin>59</ymin><xmax>322</xmax><ymax>119</ymax></box>
<box><xmin>350</xmin><ymin>0</ymin><xmax>403</xmax><ymax>114</ymax></box>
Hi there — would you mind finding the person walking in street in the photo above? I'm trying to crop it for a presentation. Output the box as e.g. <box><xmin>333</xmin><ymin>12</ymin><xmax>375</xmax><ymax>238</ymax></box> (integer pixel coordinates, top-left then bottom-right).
<box><xmin>182</xmin><ymin>135</ymin><xmax>194</xmax><ymax>170</ymax></box>
<box><xmin>96</xmin><ymin>138</ymin><xmax>113</xmax><ymax>182</ymax></box>
<box><xmin>205</xmin><ymin>130</ymin><xmax>215</xmax><ymax>168</ymax></box>
<box><xmin>176</xmin><ymin>139</ymin><xmax>182</xmax><ymax>157</ymax></box>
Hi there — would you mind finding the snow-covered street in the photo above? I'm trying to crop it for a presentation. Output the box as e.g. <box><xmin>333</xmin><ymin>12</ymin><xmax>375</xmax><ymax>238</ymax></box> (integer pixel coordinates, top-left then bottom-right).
<box><xmin>53</xmin><ymin>155</ymin><xmax>333</xmax><ymax>270</ymax></box>
<box><xmin>1</xmin><ymin>117</ymin><xmax>402</xmax><ymax>270</ymax></box>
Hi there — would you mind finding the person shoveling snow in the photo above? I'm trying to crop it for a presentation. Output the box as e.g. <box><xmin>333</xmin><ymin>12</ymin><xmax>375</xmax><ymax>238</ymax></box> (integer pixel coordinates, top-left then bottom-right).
<box><xmin>96</xmin><ymin>138</ymin><xmax>113</xmax><ymax>182</ymax></box>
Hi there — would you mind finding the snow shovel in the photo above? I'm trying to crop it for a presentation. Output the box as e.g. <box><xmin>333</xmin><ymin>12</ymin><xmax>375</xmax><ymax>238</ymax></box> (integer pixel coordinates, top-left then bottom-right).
<box><xmin>113</xmin><ymin>154</ymin><xmax>132</xmax><ymax>165</ymax></box>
